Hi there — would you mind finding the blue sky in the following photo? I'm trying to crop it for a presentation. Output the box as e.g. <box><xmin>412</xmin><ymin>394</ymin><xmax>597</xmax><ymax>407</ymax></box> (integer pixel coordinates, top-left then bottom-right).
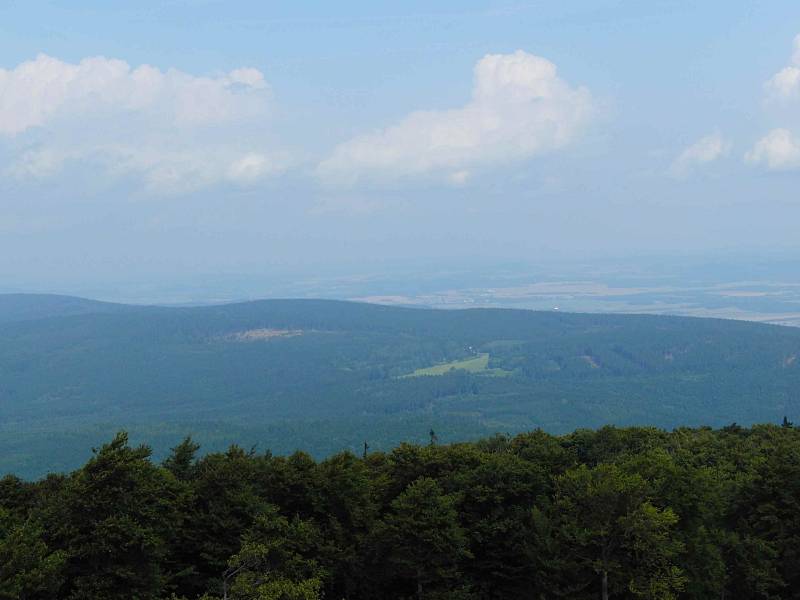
<box><xmin>1</xmin><ymin>1</ymin><xmax>800</xmax><ymax>296</ymax></box>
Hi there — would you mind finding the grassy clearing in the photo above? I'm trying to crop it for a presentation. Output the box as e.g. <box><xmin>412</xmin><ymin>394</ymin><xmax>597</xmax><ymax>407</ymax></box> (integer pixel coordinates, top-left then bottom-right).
<box><xmin>404</xmin><ymin>353</ymin><xmax>511</xmax><ymax>378</ymax></box>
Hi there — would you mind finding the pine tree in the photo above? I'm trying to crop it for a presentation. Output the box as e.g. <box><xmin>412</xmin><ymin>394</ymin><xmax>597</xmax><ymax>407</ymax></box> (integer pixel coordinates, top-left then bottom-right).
<box><xmin>164</xmin><ymin>436</ymin><xmax>201</xmax><ymax>481</ymax></box>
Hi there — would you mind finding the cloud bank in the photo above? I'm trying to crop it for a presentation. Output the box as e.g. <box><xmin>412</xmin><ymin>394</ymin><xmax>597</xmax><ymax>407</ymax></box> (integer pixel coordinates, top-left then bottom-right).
<box><xmin>0</xmin><ymin>54</ymin><xmax>284</xmax><ymax>193</ymax></box>
<box><xmin>317</xmin><ymin>50</ymin><xmax>593</xmax><ymax>186</ymax></box>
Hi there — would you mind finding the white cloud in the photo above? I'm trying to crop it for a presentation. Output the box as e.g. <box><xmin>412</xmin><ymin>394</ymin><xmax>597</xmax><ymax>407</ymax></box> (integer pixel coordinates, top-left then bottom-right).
<box><xmin>226</xmin><ymin>68</ymin><xmax>268</xmax><ymax>90</ymax></box>
<box><xmin>447</xmin><ymin>170</ymin><xmax>471</xmax><ymax>186</ymax></box>
<box><xmin>670</xmin><ymin>133</ymin><xmax>730</xmax><ymax>178</ymax></box>
<box><xmin>317</xmin><ymin>50</ymin><xmax>592</xmax><ymax>186</ymax></box>
<box><xmin>227</xmin><ymin>153</ymin><xmax>279</xmax><ymax>184</ymax></box>
<box><xmin>767</xmin><ymin>66</ymin><xmax>800</xmax><ymax>100</ymax></box>
<box><xmin>745</xmin><ymin>128</ymin><xmax>800</xmax><ymax>170</ymax></box>
<box><xmin>766</xmin><ymin>34</ymin><xmax>800</xmax><ymax>100</ymax></box>
<box><xmin>106</xmin><ymin>146</ymin><xmax>288</xmax><ymax>193</ymax></box>
<box><xmin>0</xmin><ymin>54</ymin><xmax>268</xmax><ymax>135</ymax></box>
<box><xmin>0</xmin><ymin>54</ymin><xmax>284</xmax><ymax>193</ymax></box>
<box><xmin>7</xmin><ymin>144</ymin><xmax>289</xmax><ymax>194</ymax></box>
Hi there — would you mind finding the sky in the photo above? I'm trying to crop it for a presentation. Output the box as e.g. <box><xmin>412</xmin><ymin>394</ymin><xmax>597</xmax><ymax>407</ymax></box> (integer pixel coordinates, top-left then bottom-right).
<box><xmin>1</xmin><ymin>1</ymin><xmax>800</xmax><ymax>298</ymax></box>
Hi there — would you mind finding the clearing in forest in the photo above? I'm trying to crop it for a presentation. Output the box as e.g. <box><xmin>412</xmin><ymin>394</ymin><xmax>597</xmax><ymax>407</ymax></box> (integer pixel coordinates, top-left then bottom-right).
<box><xmin>404</xmin><ymin>353</ymin><xmax>509</xmax><ymax>377</ymax></box>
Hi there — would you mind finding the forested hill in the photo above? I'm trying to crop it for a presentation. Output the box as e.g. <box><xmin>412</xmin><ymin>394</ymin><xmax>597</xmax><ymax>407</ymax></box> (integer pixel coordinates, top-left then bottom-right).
<box><xmin>1</xmin><ymin>294</ymin><xmax>800</xmax><ymax>478</ymax></box>
<box><xmin>0</xmin><ymin>293</ymin><xmax>132</xmax><ymax>324</ymax></box>
<box><xmin>2</xmin><ymin>424</ymin><xmax>799</xmax><ymax>599</ymax></box>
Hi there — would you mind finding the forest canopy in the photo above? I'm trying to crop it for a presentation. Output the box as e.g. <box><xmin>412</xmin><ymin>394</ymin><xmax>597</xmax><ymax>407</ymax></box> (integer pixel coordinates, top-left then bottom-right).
<box><xmin>1</xmin><ymin>422</ymin><xmax>799</xmax><ymax>599</ymax></box>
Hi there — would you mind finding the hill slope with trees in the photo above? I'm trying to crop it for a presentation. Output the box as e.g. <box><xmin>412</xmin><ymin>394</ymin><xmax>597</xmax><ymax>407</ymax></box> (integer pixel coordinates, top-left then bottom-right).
<box><xmin>1</xmin><ymin>295</ymin><xmax>799</xmax><ymax>477</ymax></box>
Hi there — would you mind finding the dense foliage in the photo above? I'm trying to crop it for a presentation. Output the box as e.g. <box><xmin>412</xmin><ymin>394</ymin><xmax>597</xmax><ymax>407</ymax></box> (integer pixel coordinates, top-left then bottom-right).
<box><xmin>2</xmin><ymin>423</ymin><xmax>800</xmax><ymax>599</ymax></box>
<box><xmin>1</xmin><ymin>296</ymin><xmax>799</xmax><ymax>478</ymax></box>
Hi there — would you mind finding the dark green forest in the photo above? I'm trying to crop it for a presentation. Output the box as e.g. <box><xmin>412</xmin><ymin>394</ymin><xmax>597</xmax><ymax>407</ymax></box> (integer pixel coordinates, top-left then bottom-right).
<box><xmin>1</xmin><ymin>295</ymin><xmax>800</xmax><ymax>477</ymax></box>
<box><xmin>2</xmin><ymin>423</ymin><xmax>800</xmax><ymax>599</ymax></box>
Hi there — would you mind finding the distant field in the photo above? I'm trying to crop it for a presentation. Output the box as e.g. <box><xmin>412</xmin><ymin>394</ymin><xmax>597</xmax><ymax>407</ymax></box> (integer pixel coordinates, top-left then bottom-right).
<box><xmin>352</xmin><ymin>279</ymin><xmax>800</xmax><ymax>327</ymax></box>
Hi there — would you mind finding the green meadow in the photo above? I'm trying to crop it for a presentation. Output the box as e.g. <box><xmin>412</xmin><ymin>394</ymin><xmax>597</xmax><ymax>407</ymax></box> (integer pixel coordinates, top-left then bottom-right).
<box><xmin>406</xmin><ymin>353</ymin><xmax>511</xmax><ymax>377</ymax></box>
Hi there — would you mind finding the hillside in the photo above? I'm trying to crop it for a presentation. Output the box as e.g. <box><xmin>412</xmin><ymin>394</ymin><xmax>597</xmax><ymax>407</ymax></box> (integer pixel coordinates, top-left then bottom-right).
<box><xmin>1</xmin><ymin>295</ymin><xmax>799</xmax><ymax>477</ymax></box>
<box><xmin>0</xmin><ymin>293</ymin><xmax>132</xmax><ymax>324</ymax></box>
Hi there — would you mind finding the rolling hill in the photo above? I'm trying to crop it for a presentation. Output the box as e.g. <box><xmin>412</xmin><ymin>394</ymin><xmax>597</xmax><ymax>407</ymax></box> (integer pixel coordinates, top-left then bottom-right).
<box><xmin>1</xmin><ymin>294</ymin><xmax>799</xmax><ymax>477</ymax></box>
<box><xmin>0</xmin><ymin>293</ymin><xmax>133</xmax><ymax>323</ymax></box>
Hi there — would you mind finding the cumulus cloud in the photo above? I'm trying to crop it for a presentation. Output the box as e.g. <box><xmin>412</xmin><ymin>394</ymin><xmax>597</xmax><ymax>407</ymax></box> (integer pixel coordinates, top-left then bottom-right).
<box><xmin>766</xmin><ymin>34</ymin><xmax>800</xmax><ymax>100</ymax></box>
<box><xmin>0</xmin><ymin>54</ymin><xmax>284</xmax><ymax>193</ymax></box>
<box><xmin>317</xmin><ymin>50</ymin><xmax>593</xmax><ymax>186</ymax></box>
<box><xmin>670</xmin><ymin>133</ymin><xmax>730</xmax><ymax>178</ymax></box>
<box><xmin>745</xmin><ymin>129</ymin><xmax>800</xmax><ymax>170</ymax></box>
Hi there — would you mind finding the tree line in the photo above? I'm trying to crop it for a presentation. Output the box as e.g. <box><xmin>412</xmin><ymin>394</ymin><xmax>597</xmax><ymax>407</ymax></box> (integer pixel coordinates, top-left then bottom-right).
<box><xmin>1</xmin><ymin>421</ymin><xmax>799</xmax><ymax>599</ymax></box>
